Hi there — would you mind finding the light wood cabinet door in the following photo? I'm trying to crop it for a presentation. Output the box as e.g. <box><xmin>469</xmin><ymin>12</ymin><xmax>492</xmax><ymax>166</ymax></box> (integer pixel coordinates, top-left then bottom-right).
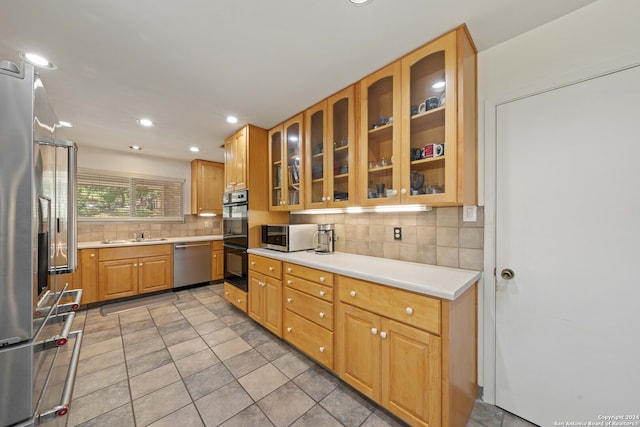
<box><xmin>304</xmin><ymin>100</ymin><xmax>329</xmax><ymax>208</ymax></box>
<box><xmin>336</xmin><ymin>303</ymin><xmax>381</xmax><ymax>401</ymax></box>
<box><xmin>224</xmin><ymin>127</ymin><xmax>247</xmax><ymax>191</ymax></box>
<box><xmin>263</xmin><ymin>276</ymin><xmax>282</xmax><ymax>337</ymax></box>
<box><xmin>382</xmin><ymin>318</ymin><xmax>441</xmax><ymax>427</ymax></box>
<box><xmin>224</xmin><ymin>282</ymin><xmax>247</xmax><ymax>312</ymax></box>
<box><xmin>78</xmin><ymin>249</ymin><xmax>99</xmax><ymax>304</ymax></box>
<box><xmin>211</xmin><ymin>250</ymin><xmax>223</xmax><ymax>281</ymax></box>
<box><xmin>98</xmin><ymin>259</ymin><xmax>137</xmax><ymax>301</ymax></box>
<box><xmin>268</xmin><ymin>114</ymin><xmax>304</xmax><ymax>211</ymax></box>
<box><xmin>248</xmin><ymin>272</ymin><xmax>265</xmax><ymax>324</ymax></box>
<box><xmin>327</xmin><ymin>85</ymin><xmax>357</xmax><ymax>207</ymax></box>
<box><xmin>138</xmin><ymin>255</ymin><xmax>172</xmax><ymax>293</ymax></box>
<box><xmin>191</xmin><ymin>159</ymin><xmax>223</xmax><ymax>215</ymax></box>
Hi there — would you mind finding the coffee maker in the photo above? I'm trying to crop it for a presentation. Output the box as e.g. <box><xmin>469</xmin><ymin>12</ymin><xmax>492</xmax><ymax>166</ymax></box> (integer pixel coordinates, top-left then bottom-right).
<box><xmin>314</xmin><ymin>224</ymin><xmax>335</xmax><ymax>254</ymax></box>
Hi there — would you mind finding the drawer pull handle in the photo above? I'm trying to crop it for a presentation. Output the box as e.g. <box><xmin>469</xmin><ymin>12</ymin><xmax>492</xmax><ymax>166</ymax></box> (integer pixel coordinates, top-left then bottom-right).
<box><xmin>371</xmin><ymin>328</ymin><xmax>378</xmax><ymax>335</ymax></box>
<box><xmin>287</xmin><ymin>280</ymin><xmax>292</xmax><ymax>285</ymax></box>
<box><xmin>319</xmin><ymin>346</ymin><xmax>325</xmax><ymax>353</ymax></box>
<box><xmin>319</xmin><ymin>276</ymin><xmax>325</xmax><ymax>282</ymax></box>
<box><xmin>405</xmin><ymin>307</ymin><xmax>414</xmax><ymax>315</ymax></box>
<box><xmin>269</xmin><ymin>266</ymin><xmax>274</xmax><ymax>271</ymax></box>
<box><xmin>319</xmin><ymin>290</ymin><xmax>325</xmax><ymax>297</ymax></box>
<box><xmin>287</xmin><ymin>267</ymin><xmax>292</xmax><ymax>272</ymax></box>
<box><xmin>380</xmin><ymin>331</ymin><xmax>387</xmax><ymax>339</ymax></box>
<box><xmin>350</xmin><ymin>290</ymin><xmax>356</xmax><ymax>297</ymax></box>
<box><xmin>287</xmin><ymin>298</ymin><xmax>293</xmax><ymax>303</ymax></box>
<box><xmin>287</xmin><ymin>327</ymin><xmax>292</xmax><ymax>332</ymax></box>
<box><xmin>319</xmin><ymin>312</ymin><xmax>325</xmax><ymax>318</ymax></box>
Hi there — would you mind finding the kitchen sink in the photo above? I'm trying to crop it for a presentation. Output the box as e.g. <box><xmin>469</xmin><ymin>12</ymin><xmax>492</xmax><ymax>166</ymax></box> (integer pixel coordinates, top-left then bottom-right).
<box><xmin>101</xmin><ymin>238</ymin><xmax>168</xmax><ymax>244</ymax></box>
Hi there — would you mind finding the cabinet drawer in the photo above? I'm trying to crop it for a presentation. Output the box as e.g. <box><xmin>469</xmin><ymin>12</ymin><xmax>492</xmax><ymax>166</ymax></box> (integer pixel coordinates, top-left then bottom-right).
<box><xmin>284</xmin><ymin>309</ymin><xmax>333</xmax><ymax>369</ymax></box>
<box><xmin>337</xmin><ymin>276</ymin><xmax>441</xmax><ymax>335</ymax></box>
<box><xmin>249</xmin><ymin>254</ymin><xmax>282</xmax><ymax>279</ymax></box>
<box><xmin>211</xmin><ymin>240</ymin><xmax>223</xmax><ymax>251</ymax></box>
<box><xmin>285</xmin><ymin>275</ymin><xmax>333</xmax><ymax>302</ymax></box>
<box><xmin>224</xmin><ymin>282</ymin><xmax>247</xmax><ymax>313</ymax></box>
<box><xmin>284</xmin><ymin>286</ymin><xmax>333</xmax><ymax>331</ymax></box>
<box><xmin>99</xmin><ymin>243</ymin><xmax>172</xmax><ymax>261</ymax></box>
<box><xmin>284</xmin><ymin>263</ymin><xmax>333</xmax><ymax>287</ymax></box>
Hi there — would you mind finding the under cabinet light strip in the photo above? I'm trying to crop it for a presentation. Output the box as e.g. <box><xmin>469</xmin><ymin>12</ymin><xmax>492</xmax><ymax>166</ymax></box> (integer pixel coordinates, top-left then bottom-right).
<box><xmin>291</xmin><ymin>205</ymin><xmax>431</xmax><ymax>215</ymax></box>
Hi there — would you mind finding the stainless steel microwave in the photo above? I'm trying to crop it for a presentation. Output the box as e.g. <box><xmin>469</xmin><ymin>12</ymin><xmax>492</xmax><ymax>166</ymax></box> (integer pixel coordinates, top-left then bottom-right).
<box><xmin>261</xmin><ymin>224</ymin><xmax>317</xmax><ymax>252</ymax></box>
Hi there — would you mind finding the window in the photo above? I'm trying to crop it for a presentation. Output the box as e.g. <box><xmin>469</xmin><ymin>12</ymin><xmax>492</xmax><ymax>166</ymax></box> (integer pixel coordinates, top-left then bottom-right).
<box><xmin>77</xmin><ymin>169</ymin><xmax>184</xmax><ymax>222</ymax></box>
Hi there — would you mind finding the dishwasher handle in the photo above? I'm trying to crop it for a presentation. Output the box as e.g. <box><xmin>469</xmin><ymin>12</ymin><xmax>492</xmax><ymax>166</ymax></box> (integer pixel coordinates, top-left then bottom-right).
<box><xmin>174</xmin><ymin>243</ymin><xmax>211</xmax><ymax>249</ymax></box>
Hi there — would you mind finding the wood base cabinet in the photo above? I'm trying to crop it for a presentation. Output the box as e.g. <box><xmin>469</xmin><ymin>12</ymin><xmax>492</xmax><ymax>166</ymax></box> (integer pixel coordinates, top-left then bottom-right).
<box><xmin>336</xmin><ymin>275</ymin><xmax>476</xmax><ymax>427</ymax></box>
<box><xmin>211</xmin><ymin>241</ymin><xmax>223</xmax><ymax>281</ymax></box>
<box><xmin>98</xmin><ymin>244</ymin><xmax>173</xmax><ymax>302</ymax></box>
<box><xmin>76</xmin><ymin>249</ymin><xmax>99</xmax><ymax>304</ymax></box>
<box><xmin>248</xmin><ymin>255</ymin><xmax>283</xmax><ymax>337</ymax></box>
<box><xmin>224</xmin><ymin>281</ymin><xmax>247</xmax><ymax>312</ymax></box>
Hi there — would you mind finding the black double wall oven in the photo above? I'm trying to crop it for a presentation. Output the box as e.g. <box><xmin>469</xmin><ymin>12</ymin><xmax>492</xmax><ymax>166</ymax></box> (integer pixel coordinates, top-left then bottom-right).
<box><xmin>222</xmin><ymin>190</ymin><xmax>248</xmax><ymax>292</ymax></box>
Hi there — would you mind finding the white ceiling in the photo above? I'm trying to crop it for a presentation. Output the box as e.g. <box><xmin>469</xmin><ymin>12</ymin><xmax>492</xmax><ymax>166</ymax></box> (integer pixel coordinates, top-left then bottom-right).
<box><xmin>0</xmin><ymin>0</ymin><xmax>598</xmax><ymax>163</ymax></box>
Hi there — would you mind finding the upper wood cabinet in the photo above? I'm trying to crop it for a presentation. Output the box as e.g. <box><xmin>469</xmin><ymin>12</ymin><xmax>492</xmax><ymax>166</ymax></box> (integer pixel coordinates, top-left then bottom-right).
<box><xmin>224</xmin><ymin>126</ymin><xmax>247</xmax><ymax>192</ymax></box>
<box><xmin>268</xmin><ymin>113</ymin><xmax>304</xmax><ymax>211</ymax></box>
<box><xmin>302</xmin><ymin>85</ymin><xmax>357</xmax><ymax>209</ymax></box>
<box><xmin>399</xmin><ymin>27</ymin><xmax>476</xmax><ymax>206</ymax></box>
<box><xmin>191</xmin><ymin>159</ymin><xmax>224</xmax><ymax>216</ymax></box>
<box><xmin>359</xmin><ymin>62</ymin><xmax>402</xmax><ymax>206</ymax></box>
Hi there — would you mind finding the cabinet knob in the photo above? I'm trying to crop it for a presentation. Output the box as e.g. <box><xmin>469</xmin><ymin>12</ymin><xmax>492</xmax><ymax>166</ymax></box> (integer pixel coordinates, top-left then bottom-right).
<box><xmin>350</xmin><ymin>290</ymin><xmax>356</xmax><ymax>297</ymax></box>
<box><xmin>327</xmin><ymin>196</ymin><xmax>332</xmax><ymax>201</ymax></box>
<box><xmin>371</xmin><ymin>328</ymin><xmax>378</xmax><ymax>335</ymax></box>
<box><xmin>319</xmin><ymin>346</ymin><xmax>325</xmax><ymax>353</ymax></box>
<box><xmin>401</xmin><ymin>188</ymin><xmax>407</xmax><ymax>195</ymax></box>
<box><xmin>380</xmin><ymin>332</ymin><xmax>387</xmax><ymax>339</ymax></box>
<box><xmin>287</xmin><ymin>298</ymin><xmax>292</xmax><ymax>303</ymax></box>
<box><xmin>287</xmin><ymin>267</ymin><xmax>292</xmax><ymax>272</ymax></box>
<box><xmin>269</xmin><ymin>266</ymin><xmax>274</xmax><ymax>271</ymax></box>
<box><xmin>225</xmin><ymin>291</ymin><xmax>229</xmax><ymax>296</ymax></box>
<box><xmin>251</xmin><ymin>261</ymin><xmax>256</xmax><ymax>266</ymax></box>
<box><xmin>90</xmin><ymin>254</ymin><xmax>95</xmax><ymax>258</ymax></box>
<box><xmin>133</xmin><ymin>263</ymin><xmax>138</xmax><ymax>267</ymax></box>
<box><xmin>287</xmin><ymin>280</ymin><xmax>292</xmax><ymax>285</ymax></box>
<box><xmin>261</xmin><ymin>281</ymin><xmax>266</xmax><ymax>287</ymax></box>
<box><xmin>287</xmin><ymin>327</ymin><xmax>292</xmax><ymax>332</ymax></box>
<box><xmin>319</xmin><ymin>290</ymin><xmax>325</xmax><ymax>297</ymax></box>
<box><xmin>237</xmin><ymin>299</ymin><xmax>242</xmax><ymax>303</ymax></box>
<box><xmin>139</xmin><ymin>263</ymin><xmax>144</xmax><ymax>267</ymax></box>
<box><xmin>213</xmin><ymin>254</ymin><xmax>217</xmax><ymax>258</ymax></box>
<box><xmin>319</xmin><ymin>312</ymin><xmax>325</xmax><ymax>318</ymax></box>
<box><xmin>322</xmin><ymin>196</ymin><xmax>326</xmax><ymax>202</ymax></box>
<box><xmin>319</xmin><ymin>276</ymin><xmax>325</xmax><ymax>282</ymax></box>
<box><xmin>405</xmin><ymin>307</ymin><xmax>414</xmax><ymax>315</ymax></box>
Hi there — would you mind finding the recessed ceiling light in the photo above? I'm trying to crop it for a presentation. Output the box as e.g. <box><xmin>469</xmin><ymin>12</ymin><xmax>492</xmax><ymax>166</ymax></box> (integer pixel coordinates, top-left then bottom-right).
<box><xmin>19</xmin><ymin>52</ymin><xmax>57</xmax><ymax>70</ymax></box>
<box><xmin>190</xmin><ymin>146</ymin><xmax>200</xmax><ymax>152</ymax></box>
<box><xmin>349</xmin><ymin>0</ymin><xmax>372</xmax><ymax>5</ymax></box>
<box><xmin>432</xmin><ymin>81</ymin><xmax>446</xmax><ymax>89</ymax></box>
<box><xmin>226</xmin><ymin>116</ymin><xmax>238</xmax><ymax>124</ymax></box>
<box><xmin>136</xmin><ymin>118</ymin><xmax>154</xmax><ymax>127</ymax></box>
<box><xmin>129</xmin><ymin>145</ymin><xmax>142</xmax><ymax>151</ymax></box>
<box><xmin>58</xmin><ymin>120</ymin><xmax>73</xmax><ymax>128</ymax></box>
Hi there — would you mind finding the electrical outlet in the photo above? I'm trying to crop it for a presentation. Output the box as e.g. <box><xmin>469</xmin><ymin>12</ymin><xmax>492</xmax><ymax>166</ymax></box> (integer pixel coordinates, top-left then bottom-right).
<box><xmin>393</xmin><ymin>227</ymin><xmax>402</xmax><ymax>240</ymax></box>
<box><xmin>204</xmin><ymin>221</ymin><xmax>210</xmax><ymax>228</ymax></box>
<box><xmin>463</xmin><ymin>205</ymin><xmax>478</xmax><ymax>222</ymax></box>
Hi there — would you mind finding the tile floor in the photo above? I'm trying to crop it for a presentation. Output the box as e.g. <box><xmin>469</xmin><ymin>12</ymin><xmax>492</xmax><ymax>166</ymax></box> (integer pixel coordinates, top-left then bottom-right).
<box><xmin>59</xmin><ymin>283</ymin><xmax>537</xmax><ymax>427</ymax></box>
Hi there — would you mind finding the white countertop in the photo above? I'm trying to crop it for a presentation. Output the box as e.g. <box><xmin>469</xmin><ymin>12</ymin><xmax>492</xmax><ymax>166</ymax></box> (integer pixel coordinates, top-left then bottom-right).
<box><xmin>248</xmin><ymin>248</ymin><xmax>482</xmax><ymax>301</ymax></box>
<box><xmin>79</xmin><ymin>235</ymin><xmax>223</xmax><ymax>249</ymax></box>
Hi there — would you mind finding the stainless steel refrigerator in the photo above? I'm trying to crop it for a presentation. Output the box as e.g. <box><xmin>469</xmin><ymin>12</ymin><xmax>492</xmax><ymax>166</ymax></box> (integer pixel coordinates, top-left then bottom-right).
<box><xmin>0</xmin><ymin>61</ymin><xmax>83</xmax><ymax>426</ymax></box>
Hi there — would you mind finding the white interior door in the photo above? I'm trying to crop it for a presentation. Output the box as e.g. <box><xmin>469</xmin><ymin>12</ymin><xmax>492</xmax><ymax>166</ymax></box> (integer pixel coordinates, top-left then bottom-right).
<box><xmin>495</xmin><ymin>65</ymin><xmax>640</xmax><ymax>425</ymax></box>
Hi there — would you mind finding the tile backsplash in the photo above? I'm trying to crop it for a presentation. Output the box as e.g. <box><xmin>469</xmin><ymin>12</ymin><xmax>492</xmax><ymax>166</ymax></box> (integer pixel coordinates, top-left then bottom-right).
<box><xmin>290</xmin><ymin>206</ymin><xmax>484</xmax><ymax>270</ymax></box>
<box><xmin>78</xmin><ymin>215</ymin><xmax>222</xmax><ymax>242</ymax></box>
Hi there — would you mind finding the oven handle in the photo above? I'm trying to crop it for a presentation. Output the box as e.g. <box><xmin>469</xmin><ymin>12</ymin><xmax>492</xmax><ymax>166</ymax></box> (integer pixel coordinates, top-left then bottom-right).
<box><xmin>36</xmin><ymin>330</ymin><xmax>83</xmax><ymax>423</ymax></box>
<box><xmin>223</xmin><ymin>242</ymin><xmax>248</xmax><ymax>250</ymax></box>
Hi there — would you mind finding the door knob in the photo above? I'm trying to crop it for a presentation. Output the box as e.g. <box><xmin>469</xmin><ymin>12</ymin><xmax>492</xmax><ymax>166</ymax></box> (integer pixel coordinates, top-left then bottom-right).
<box><xmin>501</xmin><ymin>268</ymin><xmax>515</xmax><ymax>280</ymax></box>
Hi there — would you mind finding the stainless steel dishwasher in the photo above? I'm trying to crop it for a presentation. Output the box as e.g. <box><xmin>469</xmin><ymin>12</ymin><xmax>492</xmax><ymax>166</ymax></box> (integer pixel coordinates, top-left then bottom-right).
<box><xmin>173</xmin><ymin>241</ymin><xmax>211</xmax><ymax>288</ymax></box>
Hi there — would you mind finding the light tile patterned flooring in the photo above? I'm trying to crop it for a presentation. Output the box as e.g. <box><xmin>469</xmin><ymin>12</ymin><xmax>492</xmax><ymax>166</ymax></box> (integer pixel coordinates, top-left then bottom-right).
<box><xmin>62</xmin><ymin>283</ymin><xmax>537</xmax><ymax>427</ymax></box>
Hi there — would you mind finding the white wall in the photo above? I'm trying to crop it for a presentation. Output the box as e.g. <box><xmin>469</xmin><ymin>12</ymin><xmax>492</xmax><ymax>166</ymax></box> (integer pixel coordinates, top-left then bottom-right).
<box><xmin>77</xmin><ymin>145</ymin><xmax>193</xmax><ymax>215</ymax></box>
<box><xmin>477</xmin><ymin>0</ymin><xmax>640</xmax><ymax>402</ymax></box>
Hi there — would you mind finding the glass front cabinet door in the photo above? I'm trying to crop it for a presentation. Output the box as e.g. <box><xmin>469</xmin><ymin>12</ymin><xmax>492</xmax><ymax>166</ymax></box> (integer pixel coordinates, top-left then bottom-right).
<box><xmin>400</xmin><ymin>28</ymin><xmax>476</xmax><ymax>206</ymax></box>
<box><xmin>359</xmin><ymin>62</ymin><xmax>402</xmax><ymax>206</ymax></box>
<box><xmin>327</xmin><ymin>85</ymin><xmax>356</xmax><ymax>208</ymax></box>
<box><xmin>304</xmin><ymin>100</ymin><xmax>329</xmax><ymax>209</ymax></box>
<box><xmin>269</xmin><ymin>114</ymin><xmax>304</xmax><ymax>211</ymax></box>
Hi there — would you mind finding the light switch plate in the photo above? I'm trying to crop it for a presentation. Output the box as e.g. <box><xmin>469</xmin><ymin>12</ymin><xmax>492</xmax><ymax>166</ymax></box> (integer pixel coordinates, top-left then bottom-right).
<box><xmin>463</xmin><ymin>205</ymin><xmax>477</xmax><ymax>222</ymax></box>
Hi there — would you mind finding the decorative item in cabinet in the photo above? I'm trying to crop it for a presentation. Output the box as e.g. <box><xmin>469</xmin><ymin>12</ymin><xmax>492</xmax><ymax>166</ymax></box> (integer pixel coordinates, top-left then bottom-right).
<box><xmin>359</xmin><ymin>62</ymin><xmax>402</xmax><ymax>206</ymax></box>
<box><xmin>400</xmin><ymin>26</ymin><xmax>477</xmax><ymax>206</ymax></box>
<box><xmin>326</xmin><ymin>85</ymin><xmax>357</xmax><ymax>207</ymax></box>
<box><xmin>268</xmin><ymin>113</ymin><xmax>304</xmax><ymax>211</ymax></box>
<box><xmin>191</xmin><ymin>159</ymin><xmax>224</xmax><ymax>216</ymax></box>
